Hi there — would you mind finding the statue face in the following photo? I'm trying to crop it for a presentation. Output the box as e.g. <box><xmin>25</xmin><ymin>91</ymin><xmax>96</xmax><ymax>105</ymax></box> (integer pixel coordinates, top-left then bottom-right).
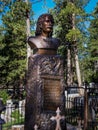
<box><xmin>41</xmin><ymin>16</ymin><xmax>53</xmax><ymax>35</ymax></box>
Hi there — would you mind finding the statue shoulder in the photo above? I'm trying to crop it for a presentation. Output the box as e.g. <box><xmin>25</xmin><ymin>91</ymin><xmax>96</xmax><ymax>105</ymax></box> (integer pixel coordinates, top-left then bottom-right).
<box><xmin>52</xmin><ymin>37</ymin><xmax>60</xmax><ymax>47</ymax></box>
<box><xmin>27</xmin><ymin>36</ymin><xmax>38</xmax><ymax>49</ymax></box>
<box><xmin>28</xmin><ymin>36</ymin><xmax>36</xmax><ymax>43</ymax></box>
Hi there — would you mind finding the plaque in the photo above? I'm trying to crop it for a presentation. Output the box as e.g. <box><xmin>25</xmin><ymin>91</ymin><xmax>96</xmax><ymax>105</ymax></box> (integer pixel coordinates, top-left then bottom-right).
<box><xmin>43</xmin><ymin>76</ymin><xmax>61</xmax><ymax>111</ymax></box>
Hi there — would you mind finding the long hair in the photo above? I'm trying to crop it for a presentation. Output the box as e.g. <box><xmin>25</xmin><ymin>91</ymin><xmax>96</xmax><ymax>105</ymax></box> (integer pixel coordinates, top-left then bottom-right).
<box><xmin>35</xmin><ymin>13</ymin><xmax>54</xmax><ymax>37</ymax></box>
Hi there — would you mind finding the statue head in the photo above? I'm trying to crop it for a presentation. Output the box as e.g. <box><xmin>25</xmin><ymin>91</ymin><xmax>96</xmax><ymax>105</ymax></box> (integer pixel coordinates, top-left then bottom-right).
<box><xmin>35</xmin><ymin>13</ymin><xmax>54</xmax><ymax>37</ymax></box>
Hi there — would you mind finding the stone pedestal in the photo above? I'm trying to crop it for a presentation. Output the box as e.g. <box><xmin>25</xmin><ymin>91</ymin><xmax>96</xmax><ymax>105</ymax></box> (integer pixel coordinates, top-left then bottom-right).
<box><xmin>25</xmin><ymin>54</ymin><xmax>66</xmax><ymax>130</ymax></box>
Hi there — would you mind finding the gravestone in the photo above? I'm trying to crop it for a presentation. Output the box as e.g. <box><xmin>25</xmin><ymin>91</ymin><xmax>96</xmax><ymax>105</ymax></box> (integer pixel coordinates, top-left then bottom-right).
<box><xmin>19</xmin><ymin>100</ymin><xmax>25</xmax><ymax>116</ymax></box>
<box><xmin>5</xmin><ymin>99</ymin><xmax>13</xmax><ymax>122</ymax></box>
<box><xmin>25</xmin><ymin>14</ymin><xmax>66</xmax><ymax>130</ymax></box>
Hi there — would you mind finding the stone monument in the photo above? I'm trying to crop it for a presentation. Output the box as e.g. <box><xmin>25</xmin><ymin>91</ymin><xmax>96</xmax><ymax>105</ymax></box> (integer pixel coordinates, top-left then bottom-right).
<box><xmin>25</xmin><ymin>13</ymin><xmax>66</xmax><ymax>130</ymax></box>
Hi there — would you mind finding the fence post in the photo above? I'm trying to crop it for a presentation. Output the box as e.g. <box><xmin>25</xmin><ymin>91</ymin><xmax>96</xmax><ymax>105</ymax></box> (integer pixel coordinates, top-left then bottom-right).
<box><xmin>0</xmin><ymin>117</ymin><xmax>5</xmax><ymax>130</ymax></box>
<box><xmin>0</xmin><ymin>99</ymin><xmax>6</xmax><ymax>130</ymax></box>
<box><xmin>83</xmin><ymin>84</ymin><xmax>88</xmax><ymax>130</ymax></box>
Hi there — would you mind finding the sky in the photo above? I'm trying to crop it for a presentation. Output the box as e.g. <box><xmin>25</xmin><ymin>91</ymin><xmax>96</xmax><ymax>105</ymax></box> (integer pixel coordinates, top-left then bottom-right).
<box><xmin>85</xmin><ymin>0</ymin><xmax>98</xmax><ymax>13</ymax></box>
<box><xmin>0</xmin><ymin>0</ymin><xmax>98</xmax><ymax>25</ymax></box>
<box><xmin>32</xmin><ymin>0</ymin><xmax>55</xmax><ymax>20</ymax></box>
<box><xmin>32</xmin><ymin>0</ymin><xmax>98</xmax><ymax>20</ymax></box>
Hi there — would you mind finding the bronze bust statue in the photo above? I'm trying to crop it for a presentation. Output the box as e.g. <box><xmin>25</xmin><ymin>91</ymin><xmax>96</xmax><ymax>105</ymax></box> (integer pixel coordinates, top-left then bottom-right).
<box><xmin>28</xmin><ymin>13</ymin><xmax>60</xmax><ymax>55</ymax></box>
<box><xmin>25</xmin><ymin>14</ymin><xmax>66</xmax><ymax>130</ymax></box>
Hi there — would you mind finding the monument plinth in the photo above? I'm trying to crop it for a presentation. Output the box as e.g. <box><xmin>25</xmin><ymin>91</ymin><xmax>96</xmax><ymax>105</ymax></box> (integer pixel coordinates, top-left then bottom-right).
<box><xmin>25</xmin><ymin>55</ymin><xmax>66</xmax><ymax>130</ymax></box>
<box><xmin>25</xmin><ymin>13</ymin><xmax>66</xmax><ymax>130</ymax></box>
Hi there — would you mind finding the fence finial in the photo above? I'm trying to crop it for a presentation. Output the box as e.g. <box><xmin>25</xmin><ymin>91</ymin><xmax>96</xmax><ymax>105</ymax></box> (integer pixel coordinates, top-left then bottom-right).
<box><xmin>50</xmin><ymin>107</ymin><xmax>65</xmax><ymax>130</ymax></box>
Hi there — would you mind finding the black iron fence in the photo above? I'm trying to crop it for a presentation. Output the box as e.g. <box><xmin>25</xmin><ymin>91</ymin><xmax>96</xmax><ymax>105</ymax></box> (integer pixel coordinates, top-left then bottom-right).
<box><xmin>65</xmin><ymin>87</ymin><xmax>98</xmax><ymax>130</ymax></box>
<box><xmin>0</xmin><ymin>88</ymin><xmax>25</xmax><ymax>130</ymax></box>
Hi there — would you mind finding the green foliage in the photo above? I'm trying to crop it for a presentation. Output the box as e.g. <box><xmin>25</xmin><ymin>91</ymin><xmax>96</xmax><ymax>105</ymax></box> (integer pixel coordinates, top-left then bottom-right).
<box><xmin>82</xmin><ymin>3</ymin><xmax>98</xmax><ymax>82</ymax></box>
<box><xmin>51</xmin><ymin>0</ymin><xmax>90</xmax><ymax>84</ymax></box>
<box><xmin>60</xmin><ymin>2</ymin><xmax>82</xmax><ymax>15</ymax></box>
<box><xmin>58</xmin><ymin>45</ymin><xmax>67</xmax><ymax>57</ymax></box>
<box><xmin>66</xmin><ymin>28</ymin><xmax>82</xmax><ymax>42</ymax></box>
<box><xmin>0</xmin><ymin>90</ymin><xmax>9</xmax><ymax>103</ymax></box>
<box><xmin>0</xmin><ymin>1</ymin><xmax>34</xmax><ymax>87</ymax></box>
<box><xmin>11</xmin><ymin>109</ymin><xmax>23</xmax><ymax>118</ymax></box>
<box><xmin>52</xmin><ymin>0</ymin><xmax>89</xmax><ymax>42</ymax></box>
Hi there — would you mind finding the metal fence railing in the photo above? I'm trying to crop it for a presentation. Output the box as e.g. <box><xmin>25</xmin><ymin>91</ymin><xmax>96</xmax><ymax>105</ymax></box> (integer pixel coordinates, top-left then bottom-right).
<box><xmin>0</xmin><ymin>88</ymin><xmax>25</xmax><ymax>130</ymax></box>
<box><xmin>65</xmin><ymin>87</ymin><xmax>98</xmax><ymax>130</ymax></box>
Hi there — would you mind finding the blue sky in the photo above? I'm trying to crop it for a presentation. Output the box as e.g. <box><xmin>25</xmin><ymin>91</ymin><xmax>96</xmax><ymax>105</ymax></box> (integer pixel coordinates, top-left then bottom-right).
<box><xmin>32</xmin><ymin>0</ymin><xmax>55</xmax><ymax>20</ymax></box>
<box><xmin>0</xmin><ymin>0</ymin><xmax>98</xmax><ymax>25</ymax></box>
<box><xmin>85</xmin><ymin>0</ymin><xmax>98</xmax><ymax>12</ymax></box>
<box><xmin>32</xmin><ymin>0</ymin><xmax>98</xmax><ymax>20</ymax></box>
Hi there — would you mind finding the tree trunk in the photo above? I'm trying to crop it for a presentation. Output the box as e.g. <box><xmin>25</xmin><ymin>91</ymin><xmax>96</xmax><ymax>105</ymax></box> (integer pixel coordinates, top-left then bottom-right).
<box><xmin>25</xmin><ymin>0</ymin><xmax>32</xmax><ymax>70</ymax></box>
<box><xmin>72</xmin><ymin>11</ymin><xmax>82</xmax><ymax>94</ymax></box>
<box><xmin>74</xmin><ymin>45</ymin><xmax>83</xmax><ymax>94</ymax></box>
<box><xmin>67</xmin><ymin>46</ymin><xmax>72</xmax><ymax>86</ymax></box>
<box><xmin>26</xmin><ymin>17</ymin><xmax>31</xmax><ymax>57</ymax></box>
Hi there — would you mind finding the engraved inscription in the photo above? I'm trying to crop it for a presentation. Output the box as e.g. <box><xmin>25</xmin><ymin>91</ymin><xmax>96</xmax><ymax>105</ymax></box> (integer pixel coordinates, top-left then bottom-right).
<box><xmin>43</xmin><ymin>78</ymin><xmax>61</xmax><ymax>111</ymax></box>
